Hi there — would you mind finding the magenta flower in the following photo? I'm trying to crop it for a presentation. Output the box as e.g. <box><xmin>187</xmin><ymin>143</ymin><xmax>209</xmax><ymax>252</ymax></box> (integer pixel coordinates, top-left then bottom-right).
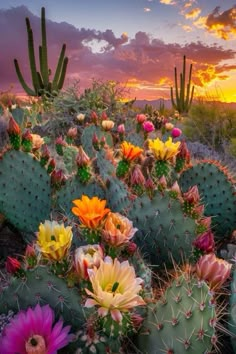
<box><xmin>142</xmin><ymin>121</ymin><xmax>155</xmax><ymax>133</ymax></box>
<box><xmin>0</xmin><ymin>304</ymin><xmax>71</xmax><ymax>354</ymax></box>
<box><xmin>171</xmin><ymin>127</ymin><xmax>182</xmax><ymax>138</ymax></box>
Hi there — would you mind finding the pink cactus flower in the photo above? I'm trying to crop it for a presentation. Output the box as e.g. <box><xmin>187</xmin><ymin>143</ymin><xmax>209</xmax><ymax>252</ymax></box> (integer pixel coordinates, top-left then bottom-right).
<box><xmin>142</xmin><ymin>121</ymin><xmax>155</xmax><ymax>133</ymax></box>
<box><xmin>171</xmin><ymin>127</ymin><xmax>182</xmax><ymax>138</ymax></box>
<box><xmin>117</xmin><ymin>124</ymin><xmax>125</xmax><ymax>134</ymax></box>
<box><xmin>196</xmin><ymin>253</ymin><xmax>232</xmax><ymax>290</ymax></box>
<box><xmin>0</xmin><ymin>304</ymin><xmax>71</xmax><ymax>353</ymax></box>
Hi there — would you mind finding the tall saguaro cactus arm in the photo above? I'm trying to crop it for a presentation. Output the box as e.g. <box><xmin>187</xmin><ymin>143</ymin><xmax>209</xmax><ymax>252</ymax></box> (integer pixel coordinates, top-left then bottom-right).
<box><xmin>170</xmin><ymin>55</ymin><xmax>194</xmax><ymax>114</ymax></box>
<box><xmin>14</xmin><ymin>7</ymin><xmax>68</xmax><ymax>97</ymax></box>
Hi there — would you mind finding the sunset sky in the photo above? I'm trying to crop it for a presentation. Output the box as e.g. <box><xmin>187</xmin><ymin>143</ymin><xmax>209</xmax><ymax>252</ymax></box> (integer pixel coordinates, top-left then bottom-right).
<box><xmin>0</xmin><ymin>0</ymin><xmax>236</xmax><ymax>102</ymax></box>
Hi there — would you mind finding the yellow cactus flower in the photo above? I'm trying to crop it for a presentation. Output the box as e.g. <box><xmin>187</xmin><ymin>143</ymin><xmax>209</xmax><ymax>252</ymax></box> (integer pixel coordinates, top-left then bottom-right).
<box><xmin>102</xmin><ymin>120</ymin><xmax>115</xmax><ymax>131</ymax></box>
<box><xmin>85</xmin><ymin>257</ymin><xmax>145</xmax><ymax>322</ymax></box>
<box><xmin>31</xmin><ymin>134</ymin><xmax>44</xmax><ymax>150</ymax></box>
<box><xmin>37</xmin><ymin>221</ymin><xmax>73</xmax><ymax>261</ymax></box>
<box><xmin>148</xmin><ymin>137</ymin><xmax>180</xmax><ymax>161</ymax></box>
<box><xmin>72</xmin><ymin>195</ymin><xmax>110</xmax><ymax>229</ymax></box>
<box><xmin>102</xmin><ymin>212</ymin><xmax>138</xmax><ymax>247</ymax></box>
<box><xmin>121</xmin><ymin>141</ymin><xmax>143</xmax><ymax>162</ymax></box>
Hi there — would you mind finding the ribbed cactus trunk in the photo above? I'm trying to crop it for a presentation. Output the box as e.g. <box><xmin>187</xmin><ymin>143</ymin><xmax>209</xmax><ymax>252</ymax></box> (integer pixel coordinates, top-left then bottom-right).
<box><xmin>170</xmin><ymin>55</ymin><xmax>194</xmax><ymax>114</ymax></box>
<box><xmin>14</xmin><ymin>7</ymin><xmax>68</xmax><ymax>97</ymax></box>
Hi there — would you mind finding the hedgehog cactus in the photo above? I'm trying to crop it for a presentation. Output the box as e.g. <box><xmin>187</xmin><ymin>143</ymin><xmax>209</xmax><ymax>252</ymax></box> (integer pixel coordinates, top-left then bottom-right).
<box><xmin>133</xmin><ymin>272</ymin><xmax>217</xmax><ymax>354</ymax></box>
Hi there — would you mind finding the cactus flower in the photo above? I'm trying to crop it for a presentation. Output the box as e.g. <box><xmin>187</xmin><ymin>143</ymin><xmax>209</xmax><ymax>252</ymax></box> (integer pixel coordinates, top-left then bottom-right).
<box><xmin>171</xmin><ymin>127</ymin><xmax>182</xmax><ymax>138</ymax></box>
<box><xmin>67</xmin><ymin>127</ymin><xmax>77</xmax><ymax>138</ymax></box>
<box><xmin>117</xmin><ymin>124</ymin><xmax>125</xmax><ymax>134</ymax></box>
<box><xmin>102</xmin><ymin>119</ymin><xmax>115</xmax><ymax>131</ymax></box>
<box><xmin>121</xmin><ymin>141</ymin><xmax>143</xmax><ymax>162</ymax></box>
<box><xmin>37</xmin><ymin>220</ymin><xmax>73</xmax><ymax>261</ymax></box>
<box><xmin>136</xmin><ymin>114</ymin><xmax>147</xmax><ymax>123</ymax></box>
<box><xmin>85</xmin><ymin>256</ymin><xmax>145</xmax><ymax>322</ymax></box>
<box><xmin>130</xmin><ymin>165</ymin><xmax>146</xmax><ymax>186</ymax></box>
<box><xmin>72</xmin><ymin>195</ymin><xmax>110</xmax><ymax>229</ymax></box>
<box><xmin>76</xmin><ymin>146</ymin><xmax>90</xmax><ymax>167</ymax></box>
<box><xmin>77</xmin><ymin>113</ymin><xmax>85</xmax><ymax>122</ymax></box>
<box><xmin>102</xmin><ymin>212</ymin><xmax>138</xmax><ymax>247</ymax></box>
<box><xmin>148</xmin><ymin>137</ymin><xmax>180</xmax><ymax>161</ymax></box>
<box><xmin>183</xmin><ymin>185</ymin><xmax>200</xmax><ymax>205</ymax></box>
<box><xmin>74</xmin><ymin>244</ymin><xmax>104</xmax><ymax>280</ymax></box>
<box><xmin>7</xmin><ymin>116</ymin><xmax>21</xmax><ymax>135</ymax></box>
<box><xmin>165</xmin><ymin>122</ymin><xmax>174</xmax><ymax>131</ymax></box>
<box><xmin>31</xmin><ymin>134</ymin><xmax>44</xmax><ymax>150</ymax></box>
<box><xmin>196</xmin><ymin>253</ymin><xmax>232</xmax><ymax>290</ymax></box>
<box><xmin>142</xmin><ymin>121</ymin><xmax>155</xmax><ymax>133</ymax></box>
<box><xmin>0</xmin><ymin>304</ymin><xmax>71</xmax><ymax>353</ymax></box>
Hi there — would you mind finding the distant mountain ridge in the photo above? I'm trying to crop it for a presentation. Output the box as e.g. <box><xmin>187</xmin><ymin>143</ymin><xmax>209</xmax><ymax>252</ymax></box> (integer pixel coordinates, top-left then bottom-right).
<box><xmin>134</xmin><ymin>99</ymin><xmax>236</xmax><ymax>110</ymax></box>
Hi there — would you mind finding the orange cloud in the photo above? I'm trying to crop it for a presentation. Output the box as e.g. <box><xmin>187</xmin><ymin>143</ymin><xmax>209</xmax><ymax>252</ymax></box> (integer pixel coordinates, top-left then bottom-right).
<box><xmin>160</xmin><ymin>0</ymin><xmax>176</xmax><ymax>5</ymax></box>
<box><xmin>185</xmin><ymin>7</ymin><xmax>201</xmax><ymax>19</ymax></box>
<box><xmin>205</xmin><ymin>6</ymin><xmax>236</xmax><ymax>40</ymax></box>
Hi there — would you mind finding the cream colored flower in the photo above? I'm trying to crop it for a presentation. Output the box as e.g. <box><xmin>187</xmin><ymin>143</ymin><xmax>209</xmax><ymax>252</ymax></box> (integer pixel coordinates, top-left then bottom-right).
<box><xmin>74</xmin><ymin>244</ymin><xmax>104</xmax><ymax>280</ymax></box>
<box><xmin>102</xmin><ymin>212</ymin><xmax>138</xmax><ymax>247</ymax></box>
<box><xmin>37</xmin><ymin>220</ymin><xmax>73</xmax><ymax>261</ymax></box>
<box><xmin>85</xmin><ymin>257</ymin><xmax>145</xmax><ymax>322</ymax></box>
<box><xmin>76</xmin><ymin>113</ymin><xmax>85</xmax><ymax>122</ymax></box>
<box><xmin>102</xmin><ymin>120</ymin><xmax>115</xmax><ymax>131</ymax></box>
<box><xmin>31</xmin><ymin>134</ymin><xmax>44</xmax><ymax>150</ymax></box>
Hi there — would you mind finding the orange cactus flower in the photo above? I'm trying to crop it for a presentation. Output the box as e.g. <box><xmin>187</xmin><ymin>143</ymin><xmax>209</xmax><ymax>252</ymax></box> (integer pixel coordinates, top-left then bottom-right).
<box><xmin>72</xmin><ymin>195</ymin><xmax>110</xmax><ymax>229</ymax></box>
<box><xmin>196</xmin><ymin>253</ymin><xmax>232</xmax><ymax>290</ymax></box>
<box><xmin>121</xmin><ymin>141</ymin><xmax>143</xmax><ymax>162</ymax></box>
<box><xmin>102</xmin><ymin>212</ymin><xmax>138</xmax><ymax>247</ymax></box>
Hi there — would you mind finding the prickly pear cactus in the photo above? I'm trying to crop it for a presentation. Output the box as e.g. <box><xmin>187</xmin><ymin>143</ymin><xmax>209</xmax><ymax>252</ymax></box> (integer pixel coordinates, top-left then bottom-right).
<box><xmin>95</xmin><ymin>149</ymin><xmax>115</xmax><ymax>180</ymax></box>
<box><xmin>128</xmin><ymin>190</ymin><xmax>198</xmax><ymax>267</ymax></box>
<box><xmin>179</xmin><ymin>160</ymin><xmax>236</xmax><ymax>238</ymax></box>
<box><xmin>0</xmin><ymin>266</ymin><xmax>87</xmax><ymax>330</ymax></box>
<box><xmin>81</xmin><ymin>125</ymin><xmax>113</xmax><ymax>157</ymax></box>
<box><xmin>133</xmin><ymin>273</ymin><xmax>217</xmax><ymax>354</ymax></box>
<box><xmin>0</xmin><ymin>150</ymin><xmax>51</xmax><ymax>232</ymax></box>
<box><xmin>55</xmin><ymin>176</ymin><xmax>105</xmax><ymax>216</ymax></box>
<box><xmin>62</xmin><ymin>145</ymin><xmax>78</xmax><ymax>175</ymax></box>
<box><xmin>105</xmin><ymin>176</ymin><xmax>131</xmax><ymax>212</ymax></box>
<box><xmin>126</xmin><ymin>132</ymin><xmax>144</xmax><ymax>147</ymax></box>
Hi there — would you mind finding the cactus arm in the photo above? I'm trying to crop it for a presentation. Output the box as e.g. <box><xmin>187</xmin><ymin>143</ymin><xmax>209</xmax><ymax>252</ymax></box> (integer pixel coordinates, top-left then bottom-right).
<box><xmin>26</xmin><ymin>18</ymin><xmax>40</xmax><ymax>94</ymax></box>
<box><xmin>170</xmin><ymin>87</ymin><xmax>177</xmax><ymax>110</ymax></box>
<box><xmin>51</xmin><ymin>44</ymin><xmax>67</xmax><ymax>91</ymax></box>
<box><xmin>180</xmin><ymin>55</ymin><xmax>186</xmax><ymax>111</ymax></box>
<box><xmin>40</xmin><ymin>7</ymin><xmax>49</xmax><ymax>87</ymax></box>
<box><xmin>57</xmin><ymin>56</ymin><xmax>69</xmax><ymax>90</ymax></box>
<box><xmin>13</xmin><ymin>59</ymin><xmax>36</xmax><ymax>96</ymax></box>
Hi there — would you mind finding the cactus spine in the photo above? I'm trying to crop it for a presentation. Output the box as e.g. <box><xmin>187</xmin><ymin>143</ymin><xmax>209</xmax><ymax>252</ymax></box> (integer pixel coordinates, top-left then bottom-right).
<box><xmin>170</xmin><ymin>55</ymin><xmax>194</xmax><ymax>114</ymax></box>
<box><xmin>14</xmin><ymin>7</ymin><xmax>68</xmax><ymax>97</ymax></box>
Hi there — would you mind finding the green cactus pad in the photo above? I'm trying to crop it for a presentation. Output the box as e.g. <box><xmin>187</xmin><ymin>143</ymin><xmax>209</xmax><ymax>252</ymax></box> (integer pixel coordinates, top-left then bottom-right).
<box><xmin>128</xmin><ymin>191</ymin><xmax>198</xmax><ymax>267</ymax></box>
<box><xmin>179</xmin><ymin>161</ymin><xmax>236</xmax><ymax>238</ymax></box>
<box><xmin>126</xmin><ymin>132</ymin><xmax>144</xmax><ymax>147</ymax></box>
<box><xmin>55</xmin><ymin>176</ymin><xmax>105</xmax><ymax>217</ymax></box>
<box><xmin>81</xmin><ymin>125</ymin><xmax>113</xmax><ymax>157</ymax></box>
<box><xmin>0</xmin><ymin>150</ymin><xmax>51</xmax><ymax>233</ymax></box>
<box><xmin>105</xmin><ymin>176</ymin><xmax>131</xmax><ymax>212</ymax></box>
<box><xmin>133</xmin><ymin>274</ymin><xmax>216</xmax><ymax>354</ymax></box>
<box><xmin>0</xmin><ymin>265</ymin><xmax>87</xmax><ymax>330</ymax></box>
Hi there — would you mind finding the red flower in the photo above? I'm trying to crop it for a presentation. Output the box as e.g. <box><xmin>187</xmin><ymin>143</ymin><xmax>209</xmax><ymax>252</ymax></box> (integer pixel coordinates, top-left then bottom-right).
<box><xmin>6</xmin><ymin>257</ymin><xmax>21</xmax><ymax>274</ymax></box>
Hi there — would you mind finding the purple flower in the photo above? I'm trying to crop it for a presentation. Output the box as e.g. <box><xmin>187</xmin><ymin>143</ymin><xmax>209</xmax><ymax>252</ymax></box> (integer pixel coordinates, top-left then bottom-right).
<box><xmin>0</xmin><ymin>304</ymin><xmax>71</xmax><ymax>354</ymax></box>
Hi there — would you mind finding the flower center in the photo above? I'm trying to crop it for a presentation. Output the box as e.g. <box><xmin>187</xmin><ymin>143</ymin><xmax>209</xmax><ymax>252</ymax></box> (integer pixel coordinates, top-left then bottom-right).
<box><xmin>104</xmin><ymin>281</ymin><xmax>121</xmax><ymax>295</ymax></box>
<box><xmin>25</xmin><ymin>334</ymin><xmax>47</xmax><ymax>354</ymax></box>
<box><xmin>51</xmin><ymin>235</ymin><xmax>56</xmax><ymax>241</ymax></box>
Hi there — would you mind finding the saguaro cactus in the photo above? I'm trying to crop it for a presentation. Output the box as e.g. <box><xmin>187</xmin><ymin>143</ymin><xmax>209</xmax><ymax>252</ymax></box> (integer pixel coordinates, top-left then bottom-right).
<box><xmin>170</xmin><ymin>55</ymin><xmax>194</xmax><ymax>114</ymax></box>
<box><xmin>14</xmin><ymin>7</ymin><xmax>68</xmax><ymax>97</ymax></box>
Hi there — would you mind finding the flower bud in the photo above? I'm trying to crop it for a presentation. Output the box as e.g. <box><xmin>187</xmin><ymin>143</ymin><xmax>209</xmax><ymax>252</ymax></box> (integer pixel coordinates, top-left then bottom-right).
<box><xmin>74</xmin><ymin>244</ymin><xmax>104</xmax><ymax>280</ymax></box>
<box><xmin>136</xmin><ymin>114</ymin><xmax>147</xmax><ymax>124</ymax></box>
<box><xmin>117</xmin><ymin>124</ymin><xmax>125</xmax><ymax>134</ymax></box>
<box><xmin>142</xmin><ymin>121</ymin><xmax>155</xmax><ymax>133</ymax></box>
<box><xmin>6</xmin><ymin>257</ymin><xmax>21</xmax><ymax>274</ymax></box>
<box><xmin>131</xmin><ymin>165</ymin><xmax>145</xmax><ymax>186</ymax></box>
<box><xmin>193</xmin><ymin>230</ymin><xmax>215</xmax><ymax>253</ymax></box>
<box><xmin>183</xmin><ymin>185</ymin><xmax>200</xmax><ymax>205</ymax></box>
<box><xmin>67</xmin><ymin>127</ymin><xmax>77</xmax><ymax>139</ymax></box>
<box><xmin>7</xmin><ymin>116</ymin><xmax>20</xmax><ymax>135</ymax></box>
<box><xmin>77</xmin><ymin>113</ymin><xmax>85</xmax><ymax>122</ymax></box>
<box><xmin>76</xmin><ymin>146</ymin><xmax>90</xmax><ymax>167</ymax></box>
<box><xmin>165</xmin><ymin>122</ymin><xmax>174</xmax><ymax>131</ymax></box>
